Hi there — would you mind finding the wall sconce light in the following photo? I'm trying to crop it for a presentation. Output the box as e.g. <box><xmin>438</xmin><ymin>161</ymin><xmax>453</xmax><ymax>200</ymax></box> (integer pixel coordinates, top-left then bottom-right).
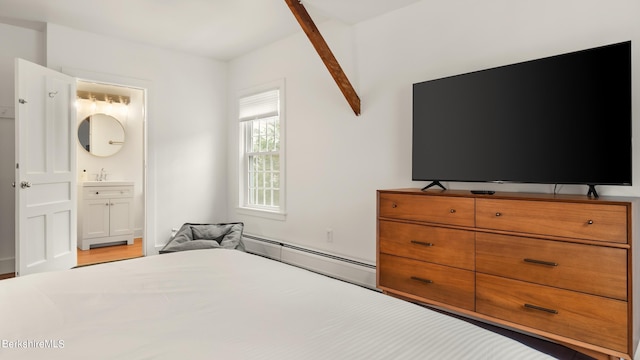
<box><xmin>106</xmin><ymin>99</ymin><xmax>113</xmax><ymax>115</ymax></box>
<box><xmin>77</xmin><ymin>90</ymin><xmax>130</xmax><ymax>106</ymax></box>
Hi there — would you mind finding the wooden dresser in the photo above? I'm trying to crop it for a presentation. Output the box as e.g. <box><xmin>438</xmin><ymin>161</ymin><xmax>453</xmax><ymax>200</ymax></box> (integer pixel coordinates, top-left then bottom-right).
<box><xmin>377</xmin><ymin>188</ymin><xmax>639</xmax><ymax>360</ymax></box>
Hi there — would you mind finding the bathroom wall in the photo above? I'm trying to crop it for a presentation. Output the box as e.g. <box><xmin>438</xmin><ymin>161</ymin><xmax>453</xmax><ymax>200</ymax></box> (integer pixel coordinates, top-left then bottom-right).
<box><xmin>76</xmin><ymin>81</ymin><xmax>145</xmax><ymax>237</ymax></box>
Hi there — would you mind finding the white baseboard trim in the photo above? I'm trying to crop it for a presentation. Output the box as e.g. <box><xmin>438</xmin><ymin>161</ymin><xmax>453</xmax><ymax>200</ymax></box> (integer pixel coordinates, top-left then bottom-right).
<box><xmin>0</xmin><ymin>257</ymin><xmax>15</xmax><ymax>275</ymax></box>
<box><xmin>242</xmin><ymin>234</ymin><xmax>377</xmax><ymax>289</ymax></box>
<box><xmin>242</xmin><ymin>236</ymin><xmax>282</xmax><ymax>260</ymax></box>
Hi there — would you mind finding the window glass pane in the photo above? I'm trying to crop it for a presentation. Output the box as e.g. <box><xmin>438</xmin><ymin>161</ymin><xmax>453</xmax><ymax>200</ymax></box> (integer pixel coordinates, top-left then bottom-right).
<box><xmin>249</xmin><ymin>155</ymin><xmax>256</xmax><ymax>173</ymax></box>
<box><xmin>259</xmin><ymin>120</ymin><xmax>266</xmax><ymax>152</ymax></box>
<box><xmin>265</xmin><ymin>155</ymin><xmax>272</xmax><ymax>171</ymax></box>
<box><xmin>274</xmin><ymin>121</ymin><xmax>280</xmax><ymax>151</ymax></box>
<box><xmin>267</xmin><ymin>119</ymin><xmax>275</xmax><ymax>151</ymax></box>
<box><xmin>258</xmin><ymin>189</ymin><xmax>264</xmax><ymax>205</ymax></box>
<box><xmin>265</xmin><ymin>190</ymin><xmax>272</xmax><ymax>207</ymax></box>
<box><xmin>256</xmin><ymin>171</ymin><xmax>263</xmax><ymax>188</ymax></box>
<box><xmin>251</xmin><ymin>124</ymin><xmax>260</xmax><ymax>152</ymax></box>
<box><xmin>239</xmin><ymin>85</ymin><xmax>282</xmax><ymax>210</ymax></box>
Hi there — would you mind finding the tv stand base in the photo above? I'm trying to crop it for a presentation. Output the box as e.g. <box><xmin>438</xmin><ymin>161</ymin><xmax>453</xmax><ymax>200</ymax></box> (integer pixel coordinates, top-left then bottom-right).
<box><xmin>587</xmin><ymin>184</ymin><xmax>599</xmax><ymax>199</ymax></box>
<box><xmin>421</xmin><ymin>181</ymin><xmax>446</xmax><ymax>191</ymax></box>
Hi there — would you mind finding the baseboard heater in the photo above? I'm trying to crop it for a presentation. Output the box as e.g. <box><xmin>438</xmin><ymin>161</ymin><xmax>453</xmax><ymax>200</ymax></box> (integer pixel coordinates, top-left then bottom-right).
<box><xmin>242</xmin><ymin>234</ymin><xmax>377</xmax><ymax>289</ymax></box>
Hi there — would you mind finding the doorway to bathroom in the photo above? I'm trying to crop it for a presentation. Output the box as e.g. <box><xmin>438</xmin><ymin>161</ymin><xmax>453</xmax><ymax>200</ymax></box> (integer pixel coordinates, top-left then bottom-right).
<box><xmin>75</xmin><ymin>79</ymin><xmax>146</xmax><ymax>266</ymax></box>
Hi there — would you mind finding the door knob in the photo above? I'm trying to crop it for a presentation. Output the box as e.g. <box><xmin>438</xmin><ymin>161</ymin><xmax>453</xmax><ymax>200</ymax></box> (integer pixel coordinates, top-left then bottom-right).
<box><xmin>20</xmin><ymin>181</ymin><xmax>32</xmax><ymax>189</ymax></box>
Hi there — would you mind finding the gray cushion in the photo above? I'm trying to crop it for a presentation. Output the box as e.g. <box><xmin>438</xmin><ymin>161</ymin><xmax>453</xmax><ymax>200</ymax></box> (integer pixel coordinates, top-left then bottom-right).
<box><xmin>159</xmin><ymin>222</ymin><xmax>245</xmax><ymax>254</ymax></box>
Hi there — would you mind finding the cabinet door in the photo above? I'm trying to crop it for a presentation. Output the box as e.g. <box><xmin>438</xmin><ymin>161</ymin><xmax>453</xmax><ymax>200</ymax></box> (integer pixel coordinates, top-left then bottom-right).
<box><xmin>83</xmin><ymin>199</ymin><xmax>110</xmax><ymax>239</ymax></box>
<box><xmin>109</xmin><ymin>198</ymin><xmax>133</xmax><ymax>237</ymax></box>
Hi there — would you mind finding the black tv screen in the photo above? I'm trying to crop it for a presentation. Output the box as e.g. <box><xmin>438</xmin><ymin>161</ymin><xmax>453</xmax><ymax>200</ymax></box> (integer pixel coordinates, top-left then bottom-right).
<box><xmin>412</xmin><ymin>41</ymin><xmax>632</xmax><ymax>189</ymax></box>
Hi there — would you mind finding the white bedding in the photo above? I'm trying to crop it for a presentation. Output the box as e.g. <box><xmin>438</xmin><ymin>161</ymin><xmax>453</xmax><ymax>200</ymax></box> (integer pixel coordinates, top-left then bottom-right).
<box><xmin>0</xmin><ymin>249</ymin><xmax>555</xmax><ymax>359</ymax></box>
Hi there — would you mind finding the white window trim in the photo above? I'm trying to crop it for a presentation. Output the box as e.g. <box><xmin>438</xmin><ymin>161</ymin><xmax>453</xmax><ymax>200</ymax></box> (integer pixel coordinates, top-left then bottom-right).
<box><xmin>237</xmin><ymin>79</ymin><xmax>286</xmax><ymax>220</ymax></box>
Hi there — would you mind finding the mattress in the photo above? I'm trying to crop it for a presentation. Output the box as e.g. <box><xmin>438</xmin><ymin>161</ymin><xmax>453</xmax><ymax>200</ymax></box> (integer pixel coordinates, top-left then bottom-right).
<box><xmin>0</xmin><ymin>249</ymin><xmax>555</xmax><ymax>359</ymax></box>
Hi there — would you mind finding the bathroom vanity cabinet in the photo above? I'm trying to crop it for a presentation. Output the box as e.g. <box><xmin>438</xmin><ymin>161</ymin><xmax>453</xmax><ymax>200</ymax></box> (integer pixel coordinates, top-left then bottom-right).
<box><xmin>78</xmin><ymin>182</ymin><xmax>134</xmax><ymax>250</ymax></box>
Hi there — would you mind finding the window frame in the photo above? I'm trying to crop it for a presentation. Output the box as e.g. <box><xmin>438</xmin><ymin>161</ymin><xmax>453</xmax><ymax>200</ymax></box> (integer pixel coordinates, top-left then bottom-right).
<box><xmin>237</xmin><ymin>79</ymin><xmax>286</xmax><ymax>220</ymax></box>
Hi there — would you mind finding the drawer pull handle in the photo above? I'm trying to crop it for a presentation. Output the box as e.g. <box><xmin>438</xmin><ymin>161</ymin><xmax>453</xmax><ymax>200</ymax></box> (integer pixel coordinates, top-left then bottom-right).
<box><xmin>495</xmin><ymin>212</ymin><xmax>501</xmax><ymax>217</ymax></box>
<box><xmin>96</xmin><ymin>192</ymin><xmax>99</xmax><ymax>194</ymax></box>
<box><xmin>410</xmin><ymin>276</ymin><xmax>433</xmax><ymax>284</ymax></box>
<box><xmin>524</xmin><ymin>303</ymin><xmax>558</xmax><ymax>314</ymax></box>
<box><xmin>587</xmin><ymin>219</ymin><xmax>594</xmax><ymax>225</ymax></box>
<box><xmin>392</xmin><ymin>202</ymin><xmax>398</xmax><ymax>208</ymax></box>
<box><xmin>411</xmin><ymin>240</ymin><xmax>434</xmax><ymax>247</ymax></box>
<box><xmin>524</xmin><ymin>258</ymin><xmax>558</xmax><ymax>267</ymax></box>
<box><xmin>450</xmin><ymin>209</ymin><xmax>456</xmax><ymax>213</ymax></box>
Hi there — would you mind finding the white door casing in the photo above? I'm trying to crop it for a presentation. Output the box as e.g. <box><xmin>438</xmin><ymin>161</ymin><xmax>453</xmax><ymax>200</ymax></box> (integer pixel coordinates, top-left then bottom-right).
<box><xmin>15</xmin><ymin>58</ymin><xmax>77</xmax><ymax>276</ymax></box>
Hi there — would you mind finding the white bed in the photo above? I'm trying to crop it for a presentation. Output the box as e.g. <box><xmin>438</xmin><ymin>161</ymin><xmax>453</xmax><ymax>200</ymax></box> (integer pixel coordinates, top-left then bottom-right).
<box><xmin>0</xmin><ymin>249</ymin><xmax>556</xmax><ymax>359</ymax></box>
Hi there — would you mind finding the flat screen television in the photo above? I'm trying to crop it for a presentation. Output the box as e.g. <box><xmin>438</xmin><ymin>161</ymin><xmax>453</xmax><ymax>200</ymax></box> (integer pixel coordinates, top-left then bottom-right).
<box><xmin>412</xmin><ymin>41</ymin><xmax>632</xmax><ymax>197</ymax></box>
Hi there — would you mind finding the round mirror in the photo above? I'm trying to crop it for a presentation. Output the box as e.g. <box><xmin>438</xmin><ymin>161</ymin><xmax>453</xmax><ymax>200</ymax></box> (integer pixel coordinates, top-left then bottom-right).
<box><xmin>78</xmin><ymin>113</ymin><xmax>125</xmax><ymax>157</ymax></box>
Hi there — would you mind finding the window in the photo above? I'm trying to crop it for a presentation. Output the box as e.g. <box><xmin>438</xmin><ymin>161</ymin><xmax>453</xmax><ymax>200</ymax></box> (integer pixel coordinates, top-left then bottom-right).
<box><xmin>238</xmin><ymin>81</ymin><xmax>285</xmax><ymax>218</ymax></box>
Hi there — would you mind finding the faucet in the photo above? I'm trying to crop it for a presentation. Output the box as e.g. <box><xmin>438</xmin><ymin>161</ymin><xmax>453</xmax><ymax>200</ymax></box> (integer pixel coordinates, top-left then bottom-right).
<box><xmin>97</xmin><ymin>168</ymin><xmax>106</xmax><ymax>181</ymax></box>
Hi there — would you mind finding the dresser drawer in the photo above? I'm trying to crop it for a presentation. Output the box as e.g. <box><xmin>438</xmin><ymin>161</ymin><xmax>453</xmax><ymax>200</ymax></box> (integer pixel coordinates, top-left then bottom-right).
<box><xmin>83</xmin><ymin>186</ymin><xmax>133</xmax><ymax>199</ymax></box>
<box><xmin>476</xmin><ymin>233</ymin><xmax>627</xmax><ymax>300</ymax></box>
<box><xmin>379</xmin><ymin>220</ymin><xmax>474</xmax><ymax>270</ymax></box>
<box><xmin>476</xmin><ymin>199</ymin><xmax>628</xmax><ymax>243</ymax></box>
<box><xmin>378</xmin><ymin>192</ymin><xmax>474</xmax><ymax>227</ymax></box>
<box><xmin>378</xmin><ymin>253</ymin><xmax>475</xmax><ymax>310</ymax></box>
<box><xmin>476</xmin><ymin>273</ymin><xmax>627</xmax><ymax>352</ymax></box>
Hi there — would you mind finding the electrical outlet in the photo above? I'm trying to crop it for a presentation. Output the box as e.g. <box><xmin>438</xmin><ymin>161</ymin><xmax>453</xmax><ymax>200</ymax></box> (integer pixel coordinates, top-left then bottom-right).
<box><xmin>326</xmin><ymin>228</ymin><xmax>333</xmax><ymax>243</ymax></box>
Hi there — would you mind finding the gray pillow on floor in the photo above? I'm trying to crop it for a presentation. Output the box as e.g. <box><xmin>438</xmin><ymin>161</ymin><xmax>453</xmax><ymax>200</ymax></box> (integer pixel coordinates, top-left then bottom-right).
<box><xmin>159</xmin><ymin>222</ymin><xmax>245</xmax><ymax>254</ymax></box>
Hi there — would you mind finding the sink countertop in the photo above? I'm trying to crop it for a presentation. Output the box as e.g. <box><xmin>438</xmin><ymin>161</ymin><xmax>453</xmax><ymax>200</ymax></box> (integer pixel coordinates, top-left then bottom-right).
<box><xmin>82</xmin><ymin>181</ymin><xmax>134</xmax><ymax>187</ymax></box>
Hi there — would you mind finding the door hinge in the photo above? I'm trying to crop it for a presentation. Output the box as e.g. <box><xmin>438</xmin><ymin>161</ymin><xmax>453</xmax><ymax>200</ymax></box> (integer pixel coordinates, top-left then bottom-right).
<box><xmin>16</xmin><ymin>163</ymin><xmax>19</xmax><ymax>169</ymax></box>
<box><xmin>18</xmin><ymin>99</ymin><xmax>27</xmax><ymax>104</ymax></box>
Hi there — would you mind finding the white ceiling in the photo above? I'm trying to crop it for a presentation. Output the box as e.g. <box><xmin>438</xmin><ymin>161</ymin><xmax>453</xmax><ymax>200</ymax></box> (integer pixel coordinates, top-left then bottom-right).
<box><xmin>0</xmin><ymin>0</ymin><xmax>419</xmax><ymax>60</ymax></box>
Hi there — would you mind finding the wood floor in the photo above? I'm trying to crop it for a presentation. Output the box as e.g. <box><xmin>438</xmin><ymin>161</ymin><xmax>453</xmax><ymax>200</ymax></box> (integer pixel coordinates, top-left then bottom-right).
<box><xmin>0</xmin><ymin>272</ymin><xmax>13</xmax><ymax>280</ymax></box>
<box><xmin>0</xmin><ymin>238</ymin><xmax>144</xmax><ymax>279</ymax></box>
<box><xmin>77</xmin><ymin>238</ymin><xmax>144</xmax><ymax>266</ymax></box>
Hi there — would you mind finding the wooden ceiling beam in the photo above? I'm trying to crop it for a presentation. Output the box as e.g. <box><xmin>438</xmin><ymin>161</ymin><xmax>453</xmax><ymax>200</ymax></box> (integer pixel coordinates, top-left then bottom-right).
<box><xmin>284</xmin><ymin>0</ymin><xmax>361</xmax><ymax>116</ymax></box>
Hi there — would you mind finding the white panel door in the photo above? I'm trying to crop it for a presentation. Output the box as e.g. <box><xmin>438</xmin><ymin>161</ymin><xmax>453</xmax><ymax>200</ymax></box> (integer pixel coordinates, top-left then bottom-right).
<box><xmin>15</xmin><ymin>58</ymin><xmax>77</xmax><ymax>276</ymax></box>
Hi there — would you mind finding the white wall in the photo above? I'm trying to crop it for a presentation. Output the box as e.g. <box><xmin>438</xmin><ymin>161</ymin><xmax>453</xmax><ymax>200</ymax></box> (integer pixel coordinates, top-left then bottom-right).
<box><xmin>2</xmin><ymin>0</ymin><xmax>638</xmax><ymax>271</ymax></box>
<box><xmin>45</xmin><ymin>23</ymin><xmax>229</xmax><ymax>254</ymax></box>
<box><xmin>0</xmin><ymin>22</ymin><xmax>229</xmax><ymax>264</ymax></box>
<box><xmin>0</xmin><ymin>23</ymin><xmax>45</xmax><ymax>274</ymax></box>
<box><xmin>227</xmin><ymin>0</ymin><xmax>640</xmax><ymax>265</ymax></box>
